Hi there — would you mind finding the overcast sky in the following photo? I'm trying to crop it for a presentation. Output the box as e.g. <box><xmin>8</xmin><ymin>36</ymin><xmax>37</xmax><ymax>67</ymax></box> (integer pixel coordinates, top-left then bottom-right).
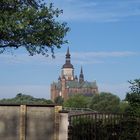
<box><xmin>0</xmin><ymin>0</ymin><xmax>140</xmax><ymax>100</ymax></box>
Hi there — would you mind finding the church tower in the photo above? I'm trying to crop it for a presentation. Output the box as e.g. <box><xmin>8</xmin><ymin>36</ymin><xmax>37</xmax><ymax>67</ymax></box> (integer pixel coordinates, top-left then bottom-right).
<box><xmin>51</xmin><ymin>48</ymin><xmax>99</xmax><ymax>101</ymax></box>
<box><xmin>61</xmin><ymin>48</ymin><xmax>74</xmax><ymax>81</ymax></box>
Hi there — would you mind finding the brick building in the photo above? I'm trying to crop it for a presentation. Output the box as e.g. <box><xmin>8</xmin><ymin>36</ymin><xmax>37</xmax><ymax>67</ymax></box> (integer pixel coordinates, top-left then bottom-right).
<box><xmin>51</xmin><ymin>48</ymin><xmax>98</xmax><ymax>101</ymax></box>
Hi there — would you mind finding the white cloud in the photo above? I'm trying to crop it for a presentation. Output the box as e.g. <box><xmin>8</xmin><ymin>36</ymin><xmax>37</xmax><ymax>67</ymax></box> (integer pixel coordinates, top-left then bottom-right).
<box><xmin>72</xmin><ymin>51</ymin><xmax>138</xmax><ymax>58</ymax></box>
<box><xmin>0</xmin><ymin>53</ymin><xmax>63</xmax><ymax>65</ymax></box>
<box><xmin>47</xmin><ymin>0</ymin><xmax>140</xmax><ymax>22</ymax></box>
<box><xmin>0</xmin><ymin>51</ymin><xmax>139</xmax><ymax>65</ymax></box>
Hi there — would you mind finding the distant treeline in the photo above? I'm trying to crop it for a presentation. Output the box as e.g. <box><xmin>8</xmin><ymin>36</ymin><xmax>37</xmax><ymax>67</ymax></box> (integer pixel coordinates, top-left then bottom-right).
<box><xmin>0</xmin><ymin>93</ymin><xmax>53</xmax><ymax>104</ymax></box>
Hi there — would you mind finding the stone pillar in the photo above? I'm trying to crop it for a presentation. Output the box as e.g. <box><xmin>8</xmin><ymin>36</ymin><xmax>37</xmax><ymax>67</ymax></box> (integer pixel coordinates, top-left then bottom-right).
<box><xmin>59</xmin><ymin>112</ymin><xmax>69</xmax><ymax>140</ymax></box>
<box><xmin>20</xmin><ymin>105</ymin><xmax>27</xmax><ymax>140</ymax></box>
<box><xmin>54</xmin><ymin>106</ymin><xmax>62</xmax><ymax>140</ymax></box>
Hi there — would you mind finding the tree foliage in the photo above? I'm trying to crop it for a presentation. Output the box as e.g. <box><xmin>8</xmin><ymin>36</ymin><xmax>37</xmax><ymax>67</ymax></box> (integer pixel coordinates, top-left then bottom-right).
<box><xmin>119</xmin><ymin>101</ymin><xmax>129</xmax><ymax>113</ymax></box>
<box><xmin>0</xmin><ymin>0</ymin><xmax>69</xmax><ymax>56</ymax></box>
<box><xmin>89</xmin><ymin>92</ymin><xmax>120</xmax><ymax>113</ymax></box>
<box><xmin>0</xmin><ymin>93</ymin><xmax>53</xmax><ymax>104</ymax></box>
<box><xmin>125</xmin><ymin>79</ymin><xmax>140</xmax><ymax>116</ymax></box>
<box><xmin>54</xmin><ymin>96</ymin><xmax>64</xmax><ymax>105</ymax></box>
<box><xmin>63</xmin><ymin>94</ymin><xmax>89</xmax><ymax>108</ymax></box>
<box><xmin>63</xmin><ymin>93</ymin><xmax>123</xmax><ymax>113</ymax></box>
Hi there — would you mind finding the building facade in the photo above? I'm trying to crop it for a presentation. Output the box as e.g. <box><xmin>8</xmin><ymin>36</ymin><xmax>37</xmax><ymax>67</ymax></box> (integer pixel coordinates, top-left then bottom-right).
<box><xmin>51</xmin><ymin>48</ymin><xmax>98</xmax><ymax>101</ymax></box>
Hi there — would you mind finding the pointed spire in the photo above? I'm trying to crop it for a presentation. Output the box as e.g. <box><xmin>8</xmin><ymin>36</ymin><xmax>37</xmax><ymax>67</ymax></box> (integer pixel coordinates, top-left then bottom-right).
<box><xmin>79</xmin><ymin>66</ymin><xmax>84</xmax><ymax>83</ymax></box>
<box><xmin>62</xmin><ymin>47</ymin><xmax>73</xmax><ymax>69</ymax></box>
<box><xmin>66</xmin><ymin>47</ymin><xmax>70</xmax><ymax>59</ymax></box>
<box><xmin>67</xmin><ymin>47</ymin><xmax>70</xmax><ymax>55</ymax></box>
<box><xmin>58</xmin><ymin>76</ymin><xmax>61</xmax><ymax>81</ymax></box>
<box><xmin>80</xmin><ymin>66</ymin><xmax>83</xmax><ymax>74</ymax></box>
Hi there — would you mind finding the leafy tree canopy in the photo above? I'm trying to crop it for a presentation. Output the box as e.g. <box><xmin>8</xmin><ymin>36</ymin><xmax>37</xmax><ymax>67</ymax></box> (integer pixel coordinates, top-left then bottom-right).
<box><xmin>59</xmin><ymin>92</ymin><xmax>129</xmax><ymax>114</ymax></box>
<box><xmin>63</xmin><ymin>94</ymin><xmax>90</xmax><ymax>108</ymax></box>
<box><xmin>125</xmin><ymin>79</ymin><xmax>140</xmax><ymax>116</ymax></box>
<box><xmin>0</xmin><ymin>0</ymin><xmax>69</xmax><ymax>56</ymax></box>
<box><xmin>89</xmin><ymin>92</ymin><xmax>120</xmax><ymax>113</ymax></box>
<box><xmin>0</xmin><ymin>93</ymin><xmax>53</xmax><ymax>104</ymax></box>
<box><xmin>119</xmin><ymin>101</ymin><xmax>129</xmax><ymax>113</ymax></box>
<box><xmin>54</xmin><ymin>96</ymin><xmax>64</xmax><ymax>105</ymax></box>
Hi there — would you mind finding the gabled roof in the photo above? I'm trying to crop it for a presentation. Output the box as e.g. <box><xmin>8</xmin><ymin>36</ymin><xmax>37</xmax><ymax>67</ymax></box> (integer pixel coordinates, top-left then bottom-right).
<box><xmin>52</xmin><ymin>80</ymin><xmax>97</xmax><ymax>89</ymax></box>
<box><xmin>82</xmin><ymin>81</ymin><xmax>97</xmax><ymax>88</ymax></box>
<box><xmin>51</xmin><ymin>81</ymin><xmax>61</xmax><ymax>89</ymax></box>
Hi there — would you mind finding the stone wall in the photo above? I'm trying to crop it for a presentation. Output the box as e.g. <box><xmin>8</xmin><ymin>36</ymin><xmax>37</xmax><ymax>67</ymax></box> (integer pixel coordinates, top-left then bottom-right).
<box><xmin>0</xmin><ymin>105</ymin><xmax>56</xmax><ymax>140</ymax></box>
<box><xmin>0</xmin><ymin>106</ymin><xmax>20</xmax><ymax>140</ymax></box>
<box><xmin>26</xmin><ymin>106</ymin><xmax>55</xmax><ymax>140</ymax></box>
<box><xmin>0</xmin><ymin>105</ymin><xmax>69</xmax><ymax>140</ymax></box>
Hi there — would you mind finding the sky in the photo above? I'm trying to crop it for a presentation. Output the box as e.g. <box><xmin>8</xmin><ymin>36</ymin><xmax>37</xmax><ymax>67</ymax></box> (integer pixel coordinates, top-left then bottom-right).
<box><xmin>0</xmin><ymin>0</ymin><xmax>140</xmax><ymax>100</ymax></box>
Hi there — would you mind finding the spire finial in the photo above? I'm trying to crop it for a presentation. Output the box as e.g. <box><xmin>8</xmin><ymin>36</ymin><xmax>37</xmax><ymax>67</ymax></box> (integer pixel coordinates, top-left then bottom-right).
<box><xmin>79</xmin><ymin>66</ymin><xmax>84</xmax><ymax>83</ymax></box>
<box><xmin>62</xmin><ymin>47</ymin><xmax>74</xmax><ymax>69</ymax></box>
<box><xmin>67</xmin><ymin>47</ymin><xmax>70</xmax><ymax>54</ymax></box>
<box><xmin>66</xmin><ymin>47</ymin><xmax>70</xmax><ymax>58</ymax></box>
<box><xmin>80</xmin><ymin>66</ymin><xmax>83</xmax><ymax>74</ymax></box>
